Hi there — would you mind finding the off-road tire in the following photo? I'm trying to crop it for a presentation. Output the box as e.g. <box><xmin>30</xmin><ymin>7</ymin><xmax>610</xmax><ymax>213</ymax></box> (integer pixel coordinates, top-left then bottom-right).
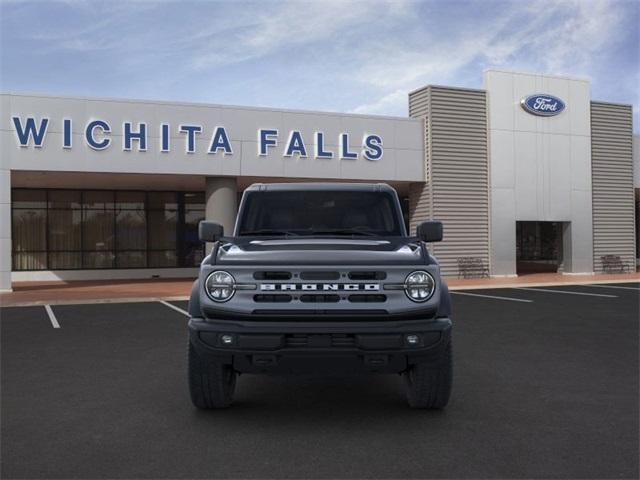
<box><xmin>404</xmin><ymin>340</ymin><xmax>452</xmax><ymax>409</ymax></box>
<box><xmin>188</xmin><ymin>341</ymin><xmax>236</xmax><ymax>409</ymax></box>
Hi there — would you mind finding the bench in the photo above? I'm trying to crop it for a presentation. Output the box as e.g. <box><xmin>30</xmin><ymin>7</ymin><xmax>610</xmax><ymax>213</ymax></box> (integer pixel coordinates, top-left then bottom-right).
<box><xmin>457</xmin><ymin>257</ymin><xmax>490</xmax><ymax>279</ymax></box>
<box><xmin>600</xmin><ymin>255</ymin><xmax>631</xmax><ymax>274</ymax></box>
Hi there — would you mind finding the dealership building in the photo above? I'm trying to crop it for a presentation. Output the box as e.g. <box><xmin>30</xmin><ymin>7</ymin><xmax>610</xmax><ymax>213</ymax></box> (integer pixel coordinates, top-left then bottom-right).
<box><xmin>1</xmin><ymin>69</ymin><xmax>637</xmax><ymax>291</ymax></box>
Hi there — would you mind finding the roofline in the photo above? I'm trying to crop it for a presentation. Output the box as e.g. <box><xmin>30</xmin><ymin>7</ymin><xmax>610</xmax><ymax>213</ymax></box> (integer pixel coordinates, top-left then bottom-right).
<box><xmin>408</xmin><ymin>84</ymin><xmax>486</xmax><ymax>96</ymax></box>
<box><xmin>245</xmin><ymin>182</ymin><xmax>396</xmax><ymax>192</ymax></box>
<box><xmin>0</xmin><ymin>90</ymin><xmax>420</xmax><ymax>123</ymax></box>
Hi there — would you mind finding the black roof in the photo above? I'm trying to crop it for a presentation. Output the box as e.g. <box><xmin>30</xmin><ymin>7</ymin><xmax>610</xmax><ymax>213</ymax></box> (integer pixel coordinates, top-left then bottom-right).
<box><xmin>245</xmin><ymin>182</ymin><xmax>397</xmax><ymax>193</ymax></box>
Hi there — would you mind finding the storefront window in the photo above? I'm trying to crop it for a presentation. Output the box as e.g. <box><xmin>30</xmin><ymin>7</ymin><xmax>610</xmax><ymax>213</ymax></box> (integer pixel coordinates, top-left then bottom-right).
<box><xmin>116</xmin><ymin>191</ymin><xmax>147</xmax><ymax>268</ymax></box>
<box><xmin>11</xmin><ymin>189</ymin><xmax>206</xmax><ymax>271</ymax></box>
<box><xmin>48</xmin><ymin>209</ymin><xmax>82</xmax><ymax>268</ymax></box>
<box><xmin>47</xmin><ymin>190</ymin><xmax>82</xmax><ymax>269</ymax></box>
<box><xmin>148</xmin><ymin>192</ymin><xmax>178</xmax><ymax>267</ymax></box>
<box><xmin>82</xmin><ymin>208</ymin><xmax>115</xmax><ymax>268</ymax></box>
<box><xmin>12</xmin><ymin>205</ymin><xmax>47</xmax><ymax>270</ymax></box>
<box><xmin>184</xmin><ymin>192</ymin><xmax>205</xmax><ymax>267</ymax></box>
<box><xmin>13</xmin><ymin>189</ymin><xmax>46</xmax><ymax>209</ymax></box>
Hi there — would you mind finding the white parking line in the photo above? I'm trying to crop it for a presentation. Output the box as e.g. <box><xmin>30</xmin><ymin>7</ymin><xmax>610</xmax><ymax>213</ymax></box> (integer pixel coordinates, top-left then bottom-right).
<box><xmin>580</xmin><ymin>284</ymin><xmax>640</xmax><ymax>291</ymax></box>
<box><xmin>159</xmin><ymin>300</ymin><xmax>189</xmax><ymax>317</ymax></box>
<box><xmin>44</xmin><ymin>304</ymin><xmax>60</xmax><ymax>328</ymax></box>
<box><xmin>450</xmin><ymin>291</ymin><xmax>533</xmax><ymax>303</ymax></box>
<box><xmin>514</xmin><ymin>287</ymin><xmax>617</xmax><ymax>298</ymax></box>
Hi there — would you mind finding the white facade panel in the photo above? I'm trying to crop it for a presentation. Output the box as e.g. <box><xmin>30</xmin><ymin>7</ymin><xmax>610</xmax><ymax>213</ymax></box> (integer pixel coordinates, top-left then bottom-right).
<box><xmin>489</xmin><ymin>129</ymin><xmax>514</xmax><ymax>189</ymax></box>
<box><xmin>568</xmin><ymin>81</ymin><xmax>592</xmax><ymax>137</ymax></box>
<box><xmin>490</xmin><ymin>187</ymin><xmax>517</xmax><ymax>275</ymax></box>
<box><xmin>339</xmin><ymin>150</ymin><xmax>396</xmax><ymax>180</ymax></box>
<box><xmin>513</xmin><ymin>131</ymin><xmax>538</xmax><ymax>219</ymax></box>
<box><xmin>541</xmin><ymin>77</ymin><xmax>571</xmax><ymax>135</ymax></box>
<box><xmin>239</xmin><ymin>141</ymin><xmax>287</xmax><ymax>177</ymax></box>
<box><xmin>394</xmin><ymin>120</ymin><xmax>424</xmax><ymax>152</ymax></box>
<box><xmin>394</xmin><ymin>149</ymin><xmax>424</xmax><ymax>182</ymax></box>
<box><xmin>547</xmin><ymin>134</ymin><xmax>572</xmax><ymax>221</ymax></box>
<box><xmin>570</xmin><ymin>188</ymin><xmax>595</xmax><ymax>273</ymax></box>
<box><xmin>279</xmin><ymin>112</ymin><xmax>343</xmax><ymax>148</ymax></box>
<box><xmin>484</xmin><ymin>70</ymin><xmax>594</xmax><ymax>275</ymax></box>
<box><xmin>2</xmin><ymin>93</ymin><xmax>424</xmax><ymax>183</ymax></box>
<box><xmin>513</xmin><ymin>74</ymin><xmax>537</xmax><ymax>132</ymax></box>
<box><xmin>570</xmin><ymin>136</ymin><xmax>592</xmax><ymax>191</ymax></box>
<box><xmin>282</xmin><ymin>147</ymin><xmax>341</xmax><ymax>179</ymax></box>
<box><xmin>0</xmin><ymin>169</ymin><xmax>10</xmax><ymax>291</ymax></box>
<box><xmin>485</xmin><ymin>71</ymin><xmax>513</xmax><ymax>131</ymax></box>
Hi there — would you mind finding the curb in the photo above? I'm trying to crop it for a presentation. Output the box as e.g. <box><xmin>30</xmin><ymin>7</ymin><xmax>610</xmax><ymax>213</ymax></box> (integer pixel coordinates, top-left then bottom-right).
<box><xmin>1</xmin><ymin>296</ymin><xmax>190</xmax><ymax>308</ymax></box>
<box><xmin>448</xmin><ymin>278</ymin><xmax>640</xmax><ymax>291</ymax></box>
<box><xmin>1</xmin><ymin>279</ymin><xmax>637</xmax><ymax>308</ymax></box>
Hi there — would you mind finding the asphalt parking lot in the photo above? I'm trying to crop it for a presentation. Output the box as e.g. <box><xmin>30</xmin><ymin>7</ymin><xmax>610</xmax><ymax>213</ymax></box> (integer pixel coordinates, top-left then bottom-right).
<box><xmin>1</xmin><ymin>283</ymin><xmax>638</xmax><ymax>479</ymax></box>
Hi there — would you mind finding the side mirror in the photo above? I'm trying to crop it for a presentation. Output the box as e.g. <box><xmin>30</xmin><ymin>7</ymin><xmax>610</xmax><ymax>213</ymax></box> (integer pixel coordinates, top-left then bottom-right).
<box><xmin>416</xmin><ymin>221</ymin><xmax>443</xmax><ymax>242</ymax></box>
<box><xmin>198</xmin><ymin>221</ymin><xmax>224</xmax><ymax>243</ymax></box>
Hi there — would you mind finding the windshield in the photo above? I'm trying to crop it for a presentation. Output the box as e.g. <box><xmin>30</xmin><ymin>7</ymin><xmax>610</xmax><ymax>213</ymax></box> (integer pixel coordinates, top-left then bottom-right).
<box><xmin>237</xmin><ymin>190</ymin><xmax>404</xmax><ymax>236</ymax></box>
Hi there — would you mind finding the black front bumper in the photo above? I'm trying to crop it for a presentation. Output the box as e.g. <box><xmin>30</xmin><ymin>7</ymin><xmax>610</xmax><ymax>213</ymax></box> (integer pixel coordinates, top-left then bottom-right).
<box><xmin>188</xmin><ymin>317</ymin><xmax>452</xmax><ymax>374</ymax></box>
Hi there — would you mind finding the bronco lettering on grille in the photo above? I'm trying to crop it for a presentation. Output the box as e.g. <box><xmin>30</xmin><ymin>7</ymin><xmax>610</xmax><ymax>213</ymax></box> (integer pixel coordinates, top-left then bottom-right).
<box><xmin>260</xmin><ymin>283</ymin><xmax>379</xmax><ymax>291</ymax></box>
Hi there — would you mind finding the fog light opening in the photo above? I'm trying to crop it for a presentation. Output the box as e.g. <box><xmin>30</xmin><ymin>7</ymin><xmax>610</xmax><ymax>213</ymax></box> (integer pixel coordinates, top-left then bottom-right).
<box><xmin>406</xmin><ymin>334</ymin><xmax>420</xmax><ymax>346</ymax></box>
<box><xmin>220</xmin><ymin>334</ymin><xmax>235</xmax><ymax>345</ymax></box>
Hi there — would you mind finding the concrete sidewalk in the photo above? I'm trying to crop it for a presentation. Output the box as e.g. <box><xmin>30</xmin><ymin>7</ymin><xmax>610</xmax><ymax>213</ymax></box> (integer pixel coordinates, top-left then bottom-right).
<box><xmin>1</xmin><ymin>272</ymin><xmax>638</xmax><ymax>307</ymax></box>
<box><xmin>446</xmin><ymin>271</ymin><xmax>640</xmax><ymax>290</ymax></box>
<box><xmin>0</xmin><ymin>278</ymin><xmax>194</xmax><ymax>307</ymax></box>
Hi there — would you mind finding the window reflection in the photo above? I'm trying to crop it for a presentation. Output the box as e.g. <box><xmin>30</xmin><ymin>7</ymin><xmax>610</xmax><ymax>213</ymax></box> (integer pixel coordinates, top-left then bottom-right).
<box><xmin>11</xmin><ymin>189</ymin><xmax>206</xmax><ymax>270</ymax></box>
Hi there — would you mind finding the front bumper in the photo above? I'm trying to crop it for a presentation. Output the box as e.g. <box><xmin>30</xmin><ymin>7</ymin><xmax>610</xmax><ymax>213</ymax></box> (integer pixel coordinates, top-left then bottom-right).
<box><xmin>188</xmin><ymin>316</ymin><xmax>451</xmax><ymax>374</ymax></box>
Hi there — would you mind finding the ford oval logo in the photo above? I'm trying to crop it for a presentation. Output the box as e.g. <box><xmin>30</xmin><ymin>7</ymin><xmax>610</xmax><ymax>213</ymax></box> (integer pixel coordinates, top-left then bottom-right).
<box><xmin>520</xmin><ymin>94</ymin><xmax>566</xmax><ymax>116</ymax></box>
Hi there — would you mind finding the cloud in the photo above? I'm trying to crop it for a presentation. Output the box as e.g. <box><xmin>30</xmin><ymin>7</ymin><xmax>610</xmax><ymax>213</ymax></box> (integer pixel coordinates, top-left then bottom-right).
<box><xmin>350</xmin><ymin>88</ymin><xmax>408</xmax><ymax>115</ymax></box>
<box><xmin>1</xmin><ymin>0</ymin><xmax>636</xmax><ymax>129</ymax></box>
<box><xmin>526</xmin><ymin>0</ymin><xmax>624</xmax><ymax>73</ymax></box>
<box><xmin>189</xmin><ymin>0</ymin><xmax>412</xmax><ymax>70</ymax></box>
<box><xmin>347</xmin><ymin>0</ymin><xmax>635</xmax><ymax>115</ymax></box>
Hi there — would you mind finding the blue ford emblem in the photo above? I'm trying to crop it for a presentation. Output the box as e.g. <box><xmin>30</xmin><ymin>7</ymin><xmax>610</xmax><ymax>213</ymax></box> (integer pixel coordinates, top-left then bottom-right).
<box><xmin>520</xmin><ymin>94</ymin><xmax>566</xmax><ymax>116</ymax></box>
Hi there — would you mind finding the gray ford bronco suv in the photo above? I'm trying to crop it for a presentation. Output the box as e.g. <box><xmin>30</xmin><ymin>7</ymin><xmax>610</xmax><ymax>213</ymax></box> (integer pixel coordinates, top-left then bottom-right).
<box><xmin>187</xmin><ymin>183</ymin><xmax>452</xmax><ymax>409</ymax></box>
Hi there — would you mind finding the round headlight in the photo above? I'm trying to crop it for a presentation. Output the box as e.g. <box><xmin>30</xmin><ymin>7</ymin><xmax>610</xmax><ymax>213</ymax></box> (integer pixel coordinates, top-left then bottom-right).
<box><xmin>404</xmin><ymin>270</ymin><xmax>436</xmax><ymax>302</ymax></box>
<box><xmin>205</xmin><ymin>270</ymin><xmax>236</xmax><ymax>302</ymax></box>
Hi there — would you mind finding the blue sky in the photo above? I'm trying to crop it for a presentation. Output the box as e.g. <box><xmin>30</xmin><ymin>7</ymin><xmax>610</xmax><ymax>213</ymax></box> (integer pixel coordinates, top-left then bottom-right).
<box><xmin>1</xmin><ymin>0</ymin><xmax>638</xmax><ymax>129</ymax></box>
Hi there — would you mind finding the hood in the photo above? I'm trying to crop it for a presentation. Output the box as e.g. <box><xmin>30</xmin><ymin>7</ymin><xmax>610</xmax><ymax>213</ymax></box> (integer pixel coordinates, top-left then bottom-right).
<box><xmin>215</xmin><ymin>237</ymin><xmax>426</xmax><ymax>266</ymax></box>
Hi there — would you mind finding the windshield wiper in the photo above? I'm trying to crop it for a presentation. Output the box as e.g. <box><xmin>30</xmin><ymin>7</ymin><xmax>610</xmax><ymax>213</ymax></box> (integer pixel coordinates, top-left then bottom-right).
<box><xmin>240</xmin><ymin>229</ymin><xmax>299</xmax><ymax>236</ymax></box>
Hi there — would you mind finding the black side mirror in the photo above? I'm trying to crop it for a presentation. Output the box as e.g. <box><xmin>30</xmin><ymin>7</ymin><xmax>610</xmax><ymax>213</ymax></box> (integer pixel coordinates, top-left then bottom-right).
<box><xmin>416</xmin><ymin>221</ymin><xmax>443</xmax><ymax>242</ymax></box>
<box><xmin>198</xmin><ymin>221</ymin><xmax>224</xmax><ymax>243</ymax></box>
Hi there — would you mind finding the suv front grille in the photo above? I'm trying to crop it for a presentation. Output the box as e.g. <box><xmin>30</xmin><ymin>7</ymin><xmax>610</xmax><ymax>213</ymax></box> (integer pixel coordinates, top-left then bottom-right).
<box><xmin>253</xmin><ymin>294</ymin><xmax>292</xmax><ymax>303</ymax></box>
<box><xmin>246</xmin><ymin>269</ymin><xmax>398</xmax><ymax>311</ymax></box>
<box><xmin>299</xmin><ymin>294</ymin><xmax>340</xmax><ymax>303</ymax></box>
<box><xmin>253</xmin><ymin>293</ymin><xmax>387</xmax><ymax>304</ymax></box>
<box><xmin>348</xmin><ymin>294</ymin><xmax>387</xmax><ymax>303</ymax></box>
<box><xmin>348</xmin><ymin>271</ymin><xmax>386</xmax><ymax>280</ymax></box>
<box><xmin>299</xmin><ymin>271</ymin><xmax>340</xmax><ymax>280</ymax></box>
<box><xmin>285</xmin><ymin>334</ymin><xmax>356</xmax><ymax>348</ymax></box>
<box><xmin>253</xmin><ymin>271</ymin><xmax>292</xmax><ymax>280</ymax></box>
<box><xmin>253</xmin><ymin>270</ymin><xmax>387</xmax><ymax>281</ymax></box>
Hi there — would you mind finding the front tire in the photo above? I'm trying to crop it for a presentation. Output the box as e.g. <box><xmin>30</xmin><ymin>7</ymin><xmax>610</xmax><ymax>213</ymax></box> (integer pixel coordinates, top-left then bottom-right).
<box><xmin>188</xmin><ymin>341</ymin><xmax>236</xmax><ymax>409</ymax></box>
<box><xmin>404</xmin><ymin>340</ymin><xmax>452</xmax><ymax>409</ymax></box>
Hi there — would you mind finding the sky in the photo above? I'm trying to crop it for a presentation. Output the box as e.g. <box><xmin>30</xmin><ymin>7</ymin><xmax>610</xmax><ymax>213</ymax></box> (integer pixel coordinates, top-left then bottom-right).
<box><xmin>1</xmin><ymin>0</ymin><xmax>638</xmax><ymax>129</ymax></box>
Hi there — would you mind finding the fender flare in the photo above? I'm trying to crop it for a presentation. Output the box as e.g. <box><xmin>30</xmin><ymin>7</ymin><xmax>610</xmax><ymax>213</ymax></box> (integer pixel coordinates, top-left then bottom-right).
<box><xmin>436</xmin><ymin>281</ymin><xmax>451</xmax><ymax>318</ymax></box>
<box><xmin>188</xmin><ymin>279</ymin><xmax>201</xmax><ymax>318</ymax></box>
